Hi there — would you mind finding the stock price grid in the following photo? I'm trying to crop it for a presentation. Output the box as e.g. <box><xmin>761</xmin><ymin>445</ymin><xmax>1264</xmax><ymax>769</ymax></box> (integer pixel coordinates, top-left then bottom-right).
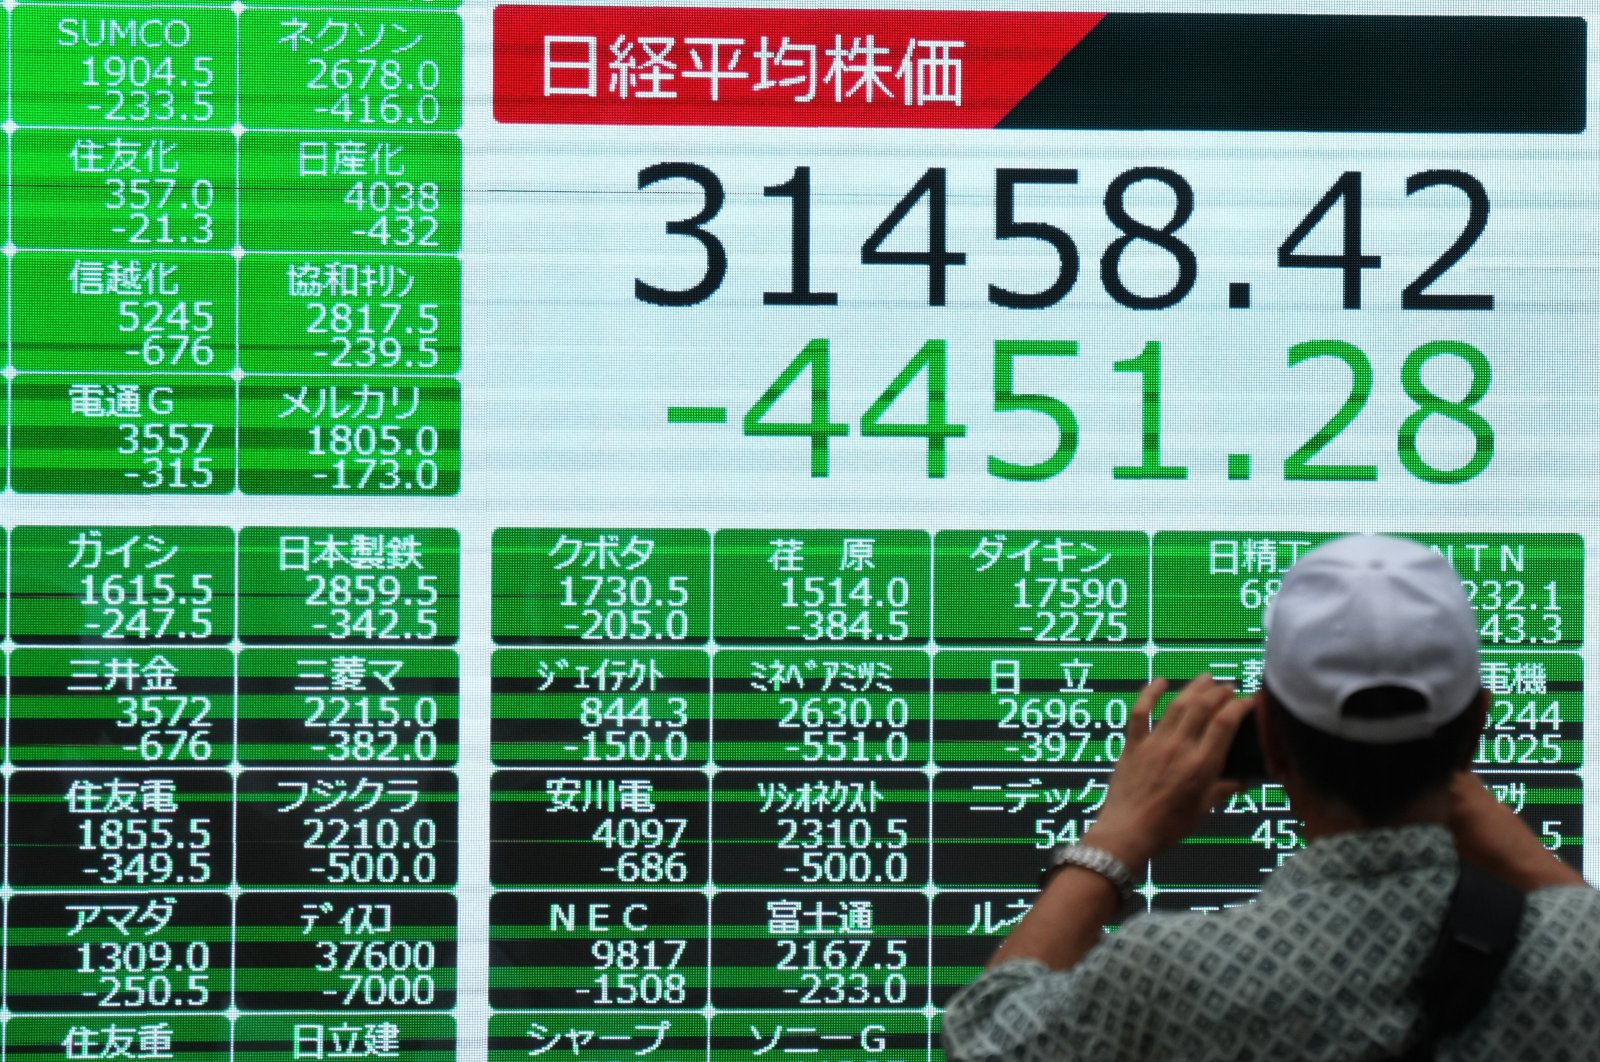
<box><xmin>0</xmin><ymin>2</ymin><xmax>1592</xmax><ymax>1061</ymax></box>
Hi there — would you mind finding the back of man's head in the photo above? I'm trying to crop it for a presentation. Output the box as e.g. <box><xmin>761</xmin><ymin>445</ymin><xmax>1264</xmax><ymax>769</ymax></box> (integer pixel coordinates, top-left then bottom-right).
<box><xmin>1262</xmin><ymin>535</ymin><xmax>1483</xmax><ymax>823</ymax></box>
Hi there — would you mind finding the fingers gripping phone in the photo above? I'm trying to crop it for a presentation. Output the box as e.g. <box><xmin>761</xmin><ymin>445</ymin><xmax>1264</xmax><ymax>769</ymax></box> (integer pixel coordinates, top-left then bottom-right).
<box><xmin>1150</xmin><ymin>678</ymin><xmax>1269</xmax><ymax>782</ymax></box>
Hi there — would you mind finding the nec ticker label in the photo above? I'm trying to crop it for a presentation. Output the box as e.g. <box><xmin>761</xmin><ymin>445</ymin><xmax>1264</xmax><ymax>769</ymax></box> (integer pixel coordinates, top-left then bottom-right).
<box><xmin>1</xmin><ymin>6</ymin><xmax>1595</xmax><ymax>1062</ymax></box>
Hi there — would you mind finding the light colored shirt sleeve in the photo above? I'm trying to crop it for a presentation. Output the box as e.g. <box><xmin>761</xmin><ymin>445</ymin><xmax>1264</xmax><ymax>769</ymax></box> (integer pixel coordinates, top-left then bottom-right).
<box><xmin>941</xmin><ymin>951</ymin><xmax>1155</xmax><ymax>1062</ymax></box>
<box><xmin>941</xmin><ymin>862</ymin><xmax>1600</xmax><ymax>1062</ymax></box>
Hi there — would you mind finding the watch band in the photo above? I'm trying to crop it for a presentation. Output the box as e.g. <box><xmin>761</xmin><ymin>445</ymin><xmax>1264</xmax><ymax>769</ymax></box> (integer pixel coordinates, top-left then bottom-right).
<box><xmin>1040</xmin><ymin>843</ymin><xmax>1138</xmax><ymax>908</ymax></box>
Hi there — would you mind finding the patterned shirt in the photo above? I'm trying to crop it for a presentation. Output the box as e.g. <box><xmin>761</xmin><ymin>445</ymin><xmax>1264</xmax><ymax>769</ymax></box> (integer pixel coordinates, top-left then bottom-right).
<box><xmin>942</xmin><ymin>826</ymin><xmax>1600</xmax><ymax>1062</ymax></box>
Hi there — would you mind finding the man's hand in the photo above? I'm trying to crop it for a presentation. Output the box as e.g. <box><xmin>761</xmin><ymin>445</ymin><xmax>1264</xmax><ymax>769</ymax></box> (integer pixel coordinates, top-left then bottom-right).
<box><xmin>984</xmin><ymin>675</ymin><xmax>1255</xmax><ymax>972</ymax></box>
<box><xmin>1083</xmin><ymin>675</ymin><xmax>1256</xmax><ymax>870</ymax></box>
<box><xmin>1447</xmin><ymin>771</ymin><xmax>1587</xmax><ymax>891</ymax></box>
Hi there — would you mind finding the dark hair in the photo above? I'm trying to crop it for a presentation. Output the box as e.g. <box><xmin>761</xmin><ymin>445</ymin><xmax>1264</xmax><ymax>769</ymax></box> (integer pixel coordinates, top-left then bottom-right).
<box><xmin>1264</xmin><ymin>685</ymin><xmax>1481</xmax><ymax>824</ymax></box>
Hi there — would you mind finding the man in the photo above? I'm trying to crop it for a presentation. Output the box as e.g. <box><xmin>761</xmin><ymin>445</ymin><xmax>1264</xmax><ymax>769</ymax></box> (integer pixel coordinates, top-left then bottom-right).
<box><xmin>943</xmin><ymin>534</ymin><xmax>1599</xmax><ymax>1061</ymax></box>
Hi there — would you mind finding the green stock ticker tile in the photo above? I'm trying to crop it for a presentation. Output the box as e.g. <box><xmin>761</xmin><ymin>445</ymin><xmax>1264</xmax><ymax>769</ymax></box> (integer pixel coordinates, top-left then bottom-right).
<box><xmin>13</xmin><ymin>7</ymin><xmax>237</xmax><ymax>128</ymax></box>
<box><xmin>237</xmin><ymin>646</ymin><xmax>459</xmax><ymax>766</ymax></box>
<box><xmin>8</xmin><ymin>646</ymin><xmax>233</xmax><ymax>765</ymax></box>
<box><xmin>14</xmin><ymin>252</ymin><xmax>237</xmax><ymax>373</ymax></box>
<box><xmin>14</xmin><ymin>129</ymin><xmax>234</xmax><ymax>251</ymax></box>
<box><xmin>10</xmin><ymin>374</ymin><xmax>235</xmax><ymax>493</ymax></box>
<box><xmin>236</xmin><ymin>526</ymin><xmax>460</xmax><ymax>644</ymax></box>
<box><xmin>233</xmin><ymin>1015</ymin><xmax>456</xmax><ymax>1062</ymax></box>
<box><xmin>492</xmin><ymin>528</ymin><xmax>712</xmax><ymax>645</ymax></box>
<box><xmin>9</xmin><ymin>524</ymin><xmax>235</xmax><ymax>643</ymax></box>
<box><xmin>1153</xmin><ymin>532</ymin><xmax>1582</xmax><ymax>647</ymax></box>
<box><xmin>935</xmin><ymin>531</ymin><xmax>1150</xmax><ymax>646</ymax></box>
<box><xmin>9</xmin><ymin>1017</ymin><xmax>232</xmax><ymax>1062</ymax></box>
<box><xmin>239</xmin><ymin>132</ymin><xmax>461</xmax><ymax>253</ymax></box>
<box><xmin>714</xmin><ymin>530</ymin><xmax>931</xmax><ymax>646</ymax></box>
<box><xmin>240</xmin><ymin>10</ymin><xmax>462</xmax><ymax>132</ymax></box>
<box><xmin>237</xmin><ymin>376</ymin><xmax>460</xmax><ymax>494</ymax></box>
<box><xmin>492</xmin><ymin>647</ymin><xmax>708</xmax><ymax>766</ymax></box>
<box><xmin>239</xmin><ymin>253</ymin><xmax>460</xmax><ymax>374</ymax></box>
<box><xmin>933</xmin><ymin>648</ymin><xmax>1147</xmax><ymax>768</ymax></box>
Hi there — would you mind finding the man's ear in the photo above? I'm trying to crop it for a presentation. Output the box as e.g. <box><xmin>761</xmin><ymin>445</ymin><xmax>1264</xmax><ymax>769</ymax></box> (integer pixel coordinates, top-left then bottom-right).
<box><xmin>1455</xmin><ymin>688</ymin><xmax>1490</xmax><ymax>769</ymax></box>
<box><xmin>1256</xmin><ymin>693</ymin><xmax>1290</xmax><ymax>782</ymax></box>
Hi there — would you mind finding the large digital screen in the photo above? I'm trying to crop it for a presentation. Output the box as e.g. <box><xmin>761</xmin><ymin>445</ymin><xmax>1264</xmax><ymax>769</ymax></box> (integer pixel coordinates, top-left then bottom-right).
<box><xmin>0</xmin><ymin>2</ymin><xmax>1594</xmax><ymax>1060</ymax></box>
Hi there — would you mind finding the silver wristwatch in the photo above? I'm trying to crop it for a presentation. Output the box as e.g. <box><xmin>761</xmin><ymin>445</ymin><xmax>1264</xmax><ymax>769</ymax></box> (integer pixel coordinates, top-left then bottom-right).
<box><xmin>1041</xmin><ymin>843</ymin><xmax>1138</xmax><ymax>908</ymax></box>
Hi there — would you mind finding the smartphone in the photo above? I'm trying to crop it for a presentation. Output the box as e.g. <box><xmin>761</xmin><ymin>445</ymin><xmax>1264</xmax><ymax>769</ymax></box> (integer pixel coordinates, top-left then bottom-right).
<box><xmin>1223</xmin><ymin>710</ymin><xmax>1269</xmax><ymax>782</ymax></box>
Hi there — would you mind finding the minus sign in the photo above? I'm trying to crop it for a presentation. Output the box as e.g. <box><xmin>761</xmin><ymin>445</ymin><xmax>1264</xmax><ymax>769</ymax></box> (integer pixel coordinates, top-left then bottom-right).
<box><xmin>667</xmin><ymin>406</ymin><xmax>728</xmax><ymax>424</ymax></box>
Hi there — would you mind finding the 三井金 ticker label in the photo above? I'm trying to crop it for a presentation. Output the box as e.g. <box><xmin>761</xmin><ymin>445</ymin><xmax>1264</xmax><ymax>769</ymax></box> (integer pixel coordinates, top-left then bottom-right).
<box><xmin>9</xmin><ymin>647</ymin><xmax>233</xmax><ymax>766</ymax></box>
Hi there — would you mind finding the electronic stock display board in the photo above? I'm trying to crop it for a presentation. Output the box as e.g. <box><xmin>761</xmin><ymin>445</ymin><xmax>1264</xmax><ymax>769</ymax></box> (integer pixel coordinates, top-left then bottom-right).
<box><xmin>0</xmin><ymin>2</ymin><xmax>1593</xmax><ymax>1060</ymax></box>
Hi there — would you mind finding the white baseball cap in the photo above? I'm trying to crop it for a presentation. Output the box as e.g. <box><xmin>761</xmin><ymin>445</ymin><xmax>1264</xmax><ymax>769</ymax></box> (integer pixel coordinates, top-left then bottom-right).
<box><xmin>1262</xmin><ymin>534</ymin><xmax>1481</xmax><ymax>743</ymax></box>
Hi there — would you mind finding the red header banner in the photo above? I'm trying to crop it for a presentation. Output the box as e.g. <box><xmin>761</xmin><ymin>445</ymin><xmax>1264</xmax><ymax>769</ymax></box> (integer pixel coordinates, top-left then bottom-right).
<box><xmin>494</xmin><ymin>5</ymin><xmax>1104</xmax><ymax>128</ymax></box>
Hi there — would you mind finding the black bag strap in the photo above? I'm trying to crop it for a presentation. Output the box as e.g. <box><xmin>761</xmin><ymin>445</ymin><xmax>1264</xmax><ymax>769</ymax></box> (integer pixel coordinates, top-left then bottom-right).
<box><xmin>1393</xmin><ymin>861</ymin><xmax>1525</xmax><ymax>1062</ymax></box>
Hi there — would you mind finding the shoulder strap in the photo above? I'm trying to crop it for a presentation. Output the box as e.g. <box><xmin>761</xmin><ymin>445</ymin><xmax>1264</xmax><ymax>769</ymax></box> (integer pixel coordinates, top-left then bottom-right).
<box><xmin>1394</xmin><ymin>861</ymin><xmax>1526</xmax><ymax>1062</ymax></box>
